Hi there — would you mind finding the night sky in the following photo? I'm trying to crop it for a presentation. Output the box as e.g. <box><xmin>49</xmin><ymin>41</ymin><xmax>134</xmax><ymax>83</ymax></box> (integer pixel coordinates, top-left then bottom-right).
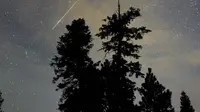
<box><xmin>0</xmin><ymin>0</ymin><xmax>200</xmax><ymax>112</ymax></box>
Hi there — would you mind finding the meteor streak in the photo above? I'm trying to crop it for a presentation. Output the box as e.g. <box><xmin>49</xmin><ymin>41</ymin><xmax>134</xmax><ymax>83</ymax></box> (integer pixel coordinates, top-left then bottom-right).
<box><xmin>52</xmin><ymin>0</ymin><xmax>80</xmax><ymax>30</ymax></box>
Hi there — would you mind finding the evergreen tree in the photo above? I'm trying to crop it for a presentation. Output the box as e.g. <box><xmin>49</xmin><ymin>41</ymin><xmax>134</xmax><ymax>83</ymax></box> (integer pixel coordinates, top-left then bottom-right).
<box><xmin>0</xmin><ymin>91</ymin><xmax>3</xmax><ymax>112</ymax></box>
<box><xmin>139</xmin><ymin>68</ymin><xmax>174</xmax><ymax>112</ymax></box>
<box><xmin>180</xmin><ymin>91</ymin><xmax>195</xmax><ymax>112</ymax></box>
<box><xmin>50</xmin><ymin>18</ymin><xmax>103</xmax><ymax>112</ymax></box>
<box><xmin>96</xmin><ymin>1</ymin><xmax>151</xmax><ymax>111</ymax></box>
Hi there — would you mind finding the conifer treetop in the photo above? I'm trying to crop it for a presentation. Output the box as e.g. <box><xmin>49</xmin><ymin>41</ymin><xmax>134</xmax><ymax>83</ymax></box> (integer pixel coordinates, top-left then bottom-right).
<box><xmin>180</xmin><ymin>91</ymin><xmax>195</xmax><ymax>112</ymax></box>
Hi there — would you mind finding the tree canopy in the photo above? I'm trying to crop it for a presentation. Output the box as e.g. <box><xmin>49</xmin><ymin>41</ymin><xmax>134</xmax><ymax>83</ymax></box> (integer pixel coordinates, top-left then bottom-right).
<box><xmin>50</xmin><ymin>18</ymin><xmax>103</xmax><ymax>112</ymax></box>
<box><xmin>50</xmin><ymin>2</ymin><xmax>195</xmax><ymax>112</ymax></box>
<box><xmin>96</xmin><ymin>5</ymin><xmax>151</xmax><ymax>111</ymax></box>
<box><xmin>139</xmin><ymin>68</ymin><xmax>174</xmax><ymax>112</ymax></box>
<box><xmin>180</xmin><ymin>91</ymin><xmax>195</xmax><ymax>112</ymax></box>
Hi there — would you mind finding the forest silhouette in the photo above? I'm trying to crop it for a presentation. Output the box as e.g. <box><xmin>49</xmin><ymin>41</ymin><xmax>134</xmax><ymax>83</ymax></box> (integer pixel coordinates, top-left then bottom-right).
<box><xmin>49</xmin><ymin>1</ymin><xmax>196</xmax><ymax>112</ymax></box>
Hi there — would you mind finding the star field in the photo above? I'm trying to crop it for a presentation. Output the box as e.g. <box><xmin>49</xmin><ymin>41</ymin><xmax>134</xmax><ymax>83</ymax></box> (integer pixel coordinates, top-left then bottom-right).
<box><xmin>0</xmin><ymin>0</ymin><xmax>200</xmax><ymax>112</ymax></box>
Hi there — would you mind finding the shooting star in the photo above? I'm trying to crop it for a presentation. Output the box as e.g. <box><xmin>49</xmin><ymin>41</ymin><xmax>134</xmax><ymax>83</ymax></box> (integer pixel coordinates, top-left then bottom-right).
<box><xmin>52</xmin><ymin>0</ymin><xmax>80</xmax><ymax>30</ymax></box>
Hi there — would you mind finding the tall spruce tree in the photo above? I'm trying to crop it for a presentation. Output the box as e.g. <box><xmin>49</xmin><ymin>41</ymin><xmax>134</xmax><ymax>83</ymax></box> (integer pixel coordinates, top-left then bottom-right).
<box><xmin>96</xmin><ymin>0</ymin><xmax>151</xmax><ymax>111</ymax></box>
<box><xmin>50</xmin><ymin>18</ymin><xmax>103</xmax><ymax>112</ymax></box>
<box><xmin>180</xmin><ymin>91</ymin><xmax>195</xmax><ymax>112</ymax></box>
<box><xmin>139</xmin><ymin>68</ymin><xmax>174</xmax><ymax>112</ymax></box>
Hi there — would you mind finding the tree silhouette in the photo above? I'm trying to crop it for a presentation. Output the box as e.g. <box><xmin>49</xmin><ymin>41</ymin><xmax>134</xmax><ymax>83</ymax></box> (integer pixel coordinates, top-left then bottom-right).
<box><xmin>180</xmin><ymin>91</ymin><xmax>195</xmax><ymax>112</ymax></box>
<box><xmin>50</xmin><ymin>18</ymin><xmax>103</xmax><ymax>112</ymax></box>
<box><xmin>0</xmin><ymin>91</ymin><xmax>3</xmax><ymax>112</ymax></box>
<box><xmin>139</xmin><ymin>68</ymin><xmax>174</xmax><ymax>112</ymax></box>
<box><xmin>96</xmin><ymin>1</ymin><xmax>151</xmax><ymax>111</ymax></box>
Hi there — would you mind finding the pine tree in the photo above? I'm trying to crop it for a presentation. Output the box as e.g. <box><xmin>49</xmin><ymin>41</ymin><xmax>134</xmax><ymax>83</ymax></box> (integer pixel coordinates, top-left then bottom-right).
<box><xmin>96</xmin><ymin>0</ymin><xmax>151</xmax><ymax>111</ymax></box>
<box><xmin>180</xmin><ymin>91</ymin><xmax>195</xmax><ymax>112</ymax></box>
<box><xmin>139</xmin><ymin>68</ymin><xmax>174</xmax><ymax>112</ymax></box>
<box><xmin>50</xmin><ymin>18</ymin><xmax>103</xmax><ymax>112</ymax></box>
<box><xmin>0</xmin><ymin>91</ymin><xmax>3</xmax><ymax>112</ymax></box>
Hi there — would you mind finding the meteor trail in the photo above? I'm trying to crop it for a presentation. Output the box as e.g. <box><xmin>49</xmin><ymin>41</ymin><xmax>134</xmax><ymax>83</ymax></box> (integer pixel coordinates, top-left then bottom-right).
<box><xmin>52</xmin><ymin>0</ymin><xmax>80</xmax><ymax>30</ymax></box>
